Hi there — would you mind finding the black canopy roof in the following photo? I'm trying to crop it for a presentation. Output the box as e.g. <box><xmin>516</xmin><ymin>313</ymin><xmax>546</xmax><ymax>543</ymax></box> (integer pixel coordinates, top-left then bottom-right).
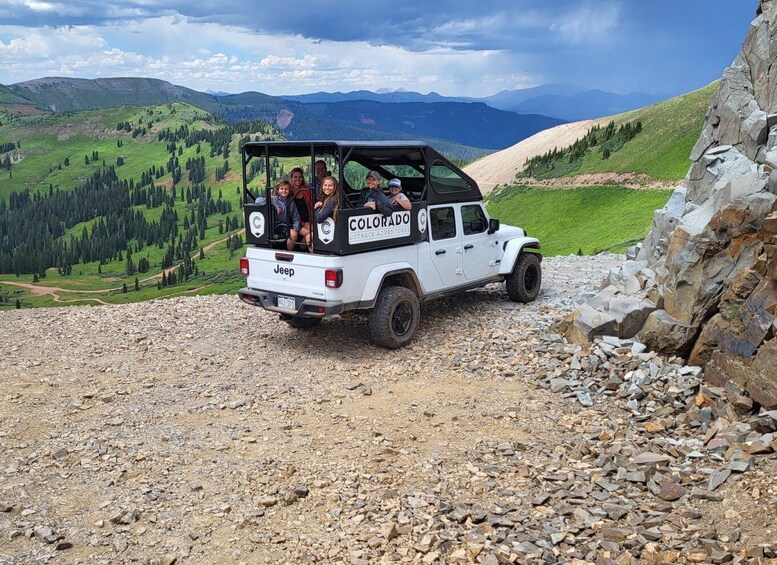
<box><xmin>241</xmin><ymin>140</ymin><xmax>482</xmax><ymax>204</ymax></box>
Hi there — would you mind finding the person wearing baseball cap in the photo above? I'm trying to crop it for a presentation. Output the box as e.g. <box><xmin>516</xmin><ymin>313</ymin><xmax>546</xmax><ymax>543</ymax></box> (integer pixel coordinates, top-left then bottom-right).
<box><xmin>357</xmin><ymin>170</ymin><xmax>393</xmax><ymax>216</ymax></box>
<box><xmin>388</xmin><ymin>178</ymin><xmax>411</xmax><ymax>211</ymax></box>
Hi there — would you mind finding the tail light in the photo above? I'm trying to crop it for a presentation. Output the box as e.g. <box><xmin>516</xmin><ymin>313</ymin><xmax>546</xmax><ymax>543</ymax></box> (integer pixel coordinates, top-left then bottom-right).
<box><xmin>239</xmin><ymin>258</ymin><xmax>249</xmax><ymax>276</ymax></box>
<box><xmin>325</xmin><ymin>269</ymin><xmax>343</xmax><ymax>288</ymax></box>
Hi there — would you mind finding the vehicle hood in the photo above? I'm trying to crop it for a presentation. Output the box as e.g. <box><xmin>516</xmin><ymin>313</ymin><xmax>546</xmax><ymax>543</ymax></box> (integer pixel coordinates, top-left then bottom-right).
<box><xmin>499</xmin><ymin>224</ymin><xmax>526</xmax><ymax>239</ymax></box>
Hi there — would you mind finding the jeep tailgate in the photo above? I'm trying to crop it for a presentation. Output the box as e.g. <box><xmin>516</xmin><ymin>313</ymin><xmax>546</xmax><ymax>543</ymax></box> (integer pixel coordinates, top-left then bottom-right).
<box><xmin>244</xmin><ymin>247</ymin><xmax>331</xmax><ymax>300</ymax></box>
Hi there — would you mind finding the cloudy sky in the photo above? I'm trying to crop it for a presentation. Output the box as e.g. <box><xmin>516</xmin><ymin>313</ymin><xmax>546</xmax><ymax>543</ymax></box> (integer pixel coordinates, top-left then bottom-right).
<box><xmin>0</xmin><ymin>0</ymin><xmax>758</xmax><ymax>98</ymax></box>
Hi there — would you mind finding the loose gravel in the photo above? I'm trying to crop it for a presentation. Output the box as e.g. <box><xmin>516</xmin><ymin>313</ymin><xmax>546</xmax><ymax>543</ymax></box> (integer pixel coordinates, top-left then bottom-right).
<box><xmin>1</xmin><ymin>254</ymin><xmax>775</xmax><ymax>564</ymax></box>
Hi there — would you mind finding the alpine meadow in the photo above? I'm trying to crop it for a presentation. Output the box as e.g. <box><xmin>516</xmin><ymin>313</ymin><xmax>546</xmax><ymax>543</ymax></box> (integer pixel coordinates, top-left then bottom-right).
<box><xmin>0</xmin><ymin>79</ymin><xmax>712</xmax><ymax>308</ymax></box>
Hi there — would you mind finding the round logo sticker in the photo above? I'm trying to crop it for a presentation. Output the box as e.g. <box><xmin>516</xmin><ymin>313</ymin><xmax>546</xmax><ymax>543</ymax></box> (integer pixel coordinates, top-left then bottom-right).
<box><xmin>417</xmin><ymin>208</ymin><xmax>428</xmax><ymax>234</ymax></box>
<box><xmin>249</xmin><ymin>212</ymin><xmax>265</xmax><ymax>238</ymax></box>
<box><xmin>318</xmin><ymin>218</ymin><xmax>335</xmax><ymax>244</ymax></box>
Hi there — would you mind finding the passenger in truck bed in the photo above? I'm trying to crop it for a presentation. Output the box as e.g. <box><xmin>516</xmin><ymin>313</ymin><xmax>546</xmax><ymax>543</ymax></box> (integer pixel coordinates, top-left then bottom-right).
<box><xmin>357</xmin><ymin>170</ymin><xmax>393</xmax><ymax>216</ymax></box>
<box><xmin>313</xmin><ymin>176</ymin><xmax>341</xmax><ymax>224</ymax></box>
<box><xmin>254</xmin><ymin>180</ymin><xmax>301</xmax><ymax>251</ymax></box>
<box><xmin>289</xmin><ymin>167</ymin><xmax>312</xmax><ymax>244</ymax></box>
<box><xmin>388</xmin><ymin>178</ymin><xmax>412</xmax><ymax>211</ymax></box>
<box><xmin>314</xmin><ymin>159</ymin><xmax>327</xmax><ymax>190</ymax></box>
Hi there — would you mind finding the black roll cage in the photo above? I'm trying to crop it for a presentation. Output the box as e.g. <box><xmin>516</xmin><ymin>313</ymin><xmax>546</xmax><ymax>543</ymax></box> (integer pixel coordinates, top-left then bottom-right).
<box><xmin>241</xmin><ymin>140</ymin><xmax>483</xmax><ymax>254</ymax></box>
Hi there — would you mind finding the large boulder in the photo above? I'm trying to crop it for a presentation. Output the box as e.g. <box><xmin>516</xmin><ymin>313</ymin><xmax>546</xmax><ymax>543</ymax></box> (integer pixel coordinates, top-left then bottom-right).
<box><xmin>705</xmin><ymin>338</ymin><xmax>777</xmax><ymax>409</ymax></box>
<box><xmin>562</xmin><ymin>0</ymin><xmax>777</xmax><ymax>407</ymax></box>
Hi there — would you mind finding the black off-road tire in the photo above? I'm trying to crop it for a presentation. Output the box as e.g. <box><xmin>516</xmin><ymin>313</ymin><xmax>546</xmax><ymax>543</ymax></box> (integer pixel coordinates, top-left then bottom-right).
<box><xmin>368</xmin><ymin>286</ymin><xmax>420</xmax><ymax>349</ymax></box>
<box><xmin>506</xmin><ymin>253</ymin><xmax>542</xmax><ymax>303</ymax></box>
<box><xmin>286</xmin><ymin>316</ymin><xmax>322</xmax><ymax>329</ymax></box>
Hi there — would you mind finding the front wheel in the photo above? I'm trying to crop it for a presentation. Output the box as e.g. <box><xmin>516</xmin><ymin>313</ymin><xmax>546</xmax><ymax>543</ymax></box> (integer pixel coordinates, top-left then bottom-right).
<box><xmin>368</xmin><ymin>286</ymin><xmax>420</xmax><ymax>349</ymax></box>
<box><xmin>285</xmin><ymin>316</ymin><xmax>322</xmax><ymax>329</ymax></box>
<box><xmin>506</xmin><ymin>253</ymin><xmax>542</xmax><ymax>303</ymax></box>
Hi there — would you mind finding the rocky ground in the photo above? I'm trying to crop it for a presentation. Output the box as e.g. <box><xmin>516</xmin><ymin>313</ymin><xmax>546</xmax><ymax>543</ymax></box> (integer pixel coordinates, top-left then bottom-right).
<box><xmin>1</xmin><ymin>254</ymin><xmax>775</xmax><ymax>564</ymax></box>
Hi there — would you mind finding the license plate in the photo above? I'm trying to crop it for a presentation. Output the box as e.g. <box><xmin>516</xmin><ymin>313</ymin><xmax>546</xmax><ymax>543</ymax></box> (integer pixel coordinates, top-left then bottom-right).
<box><xmin>277</xmin><ymin>295</ymin><xmax>295</xmax><ymax>310</ymax></box>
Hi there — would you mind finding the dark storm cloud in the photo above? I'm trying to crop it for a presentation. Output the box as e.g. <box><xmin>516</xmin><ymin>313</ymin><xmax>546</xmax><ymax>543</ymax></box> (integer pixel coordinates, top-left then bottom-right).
<box><xmin>1</xmin><ymin>0</ymin><xmax>618</xmax><ymax>51</ymax></box>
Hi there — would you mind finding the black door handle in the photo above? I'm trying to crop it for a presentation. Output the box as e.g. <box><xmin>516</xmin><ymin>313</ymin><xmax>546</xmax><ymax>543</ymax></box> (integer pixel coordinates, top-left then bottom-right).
<box><xmin>464</xmin><ymin>244</ymin><xmax>474</xmax><ymax>250</ymax></box>
<box><xmin>435</xmin><ymin>249</ymin><xmax>446</xmax><ymax>255</ymax></box>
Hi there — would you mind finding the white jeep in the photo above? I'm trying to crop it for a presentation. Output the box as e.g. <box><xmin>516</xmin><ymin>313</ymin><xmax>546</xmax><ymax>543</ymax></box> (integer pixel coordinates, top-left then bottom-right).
<box><xmin>238</xmin><ymin>141</ymin><xmax>541</xmax><ymax>348</ymax></box>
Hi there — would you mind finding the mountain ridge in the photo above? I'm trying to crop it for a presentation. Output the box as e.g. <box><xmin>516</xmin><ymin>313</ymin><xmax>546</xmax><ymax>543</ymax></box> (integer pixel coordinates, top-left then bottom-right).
<box><xmin>281</xmin><ymin>83</ymin><xmax>666</xmax><ymax>122</ymax></box>
<box><xmin>2</xmin><ymin>76</ymin><xmax>564</xmax><ymax>153</ymax></box>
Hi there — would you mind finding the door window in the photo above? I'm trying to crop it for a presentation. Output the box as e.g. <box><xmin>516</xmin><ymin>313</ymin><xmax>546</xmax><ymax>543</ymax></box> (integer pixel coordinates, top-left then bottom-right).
<box><xmin>461</xmin><ymin>205</ymin><xmax>487</xmax><ymax>235</ymax></box>
<box><xmin>430</xmin><ymin>207</ymin><xmax>456</xmax><ymax>240</ymax></box>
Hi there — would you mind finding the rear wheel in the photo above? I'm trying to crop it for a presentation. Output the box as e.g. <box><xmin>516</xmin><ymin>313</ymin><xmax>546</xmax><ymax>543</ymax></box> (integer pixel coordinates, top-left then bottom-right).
<box><xmin>506</xmin><ymin>253</ymin><xmax>541</xmax><ymax>303</ymax></box>
<box><xmin>368</xmin><ymin>286</ymin><xmax>420</xmax><ymax>349</ymax></box>
<box><xmin>285</xmin><ymin>316</ymin><xmax>322</xmax><ymax>329</ymax></box>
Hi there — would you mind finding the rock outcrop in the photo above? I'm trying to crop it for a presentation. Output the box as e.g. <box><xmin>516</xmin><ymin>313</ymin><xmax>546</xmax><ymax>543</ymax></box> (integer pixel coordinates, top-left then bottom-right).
<box><xmin>561</xmin><ymin>0</ymin><xmax>777</xmax><ymax>408</ymax></box>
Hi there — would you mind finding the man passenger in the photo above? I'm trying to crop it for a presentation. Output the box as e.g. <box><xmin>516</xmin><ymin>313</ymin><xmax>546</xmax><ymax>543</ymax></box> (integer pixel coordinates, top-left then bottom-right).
<box><xmin>314</xmin><ymin>159</ymin><xmax>327</xmax><ymax>190</ymax></box>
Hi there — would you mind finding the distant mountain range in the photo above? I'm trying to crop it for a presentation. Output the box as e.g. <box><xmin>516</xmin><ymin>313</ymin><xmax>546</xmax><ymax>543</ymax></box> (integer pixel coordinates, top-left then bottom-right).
<box><xmin>0</xmin><ymin>77</ymin><xmax>564</xmax><ymax>155</ymax></box>
<box><xmin>283</xmin><ymin>84</ymin><xmax>666</xmax><ymax>121</ymax></box>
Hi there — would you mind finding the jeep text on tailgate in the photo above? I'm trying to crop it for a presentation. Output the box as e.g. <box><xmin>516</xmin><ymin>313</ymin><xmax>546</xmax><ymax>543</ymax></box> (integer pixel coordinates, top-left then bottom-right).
<box><xmin>238</xmin><ymin>141</ymin><xmax>541</xmax><ymax>348</ymax></box>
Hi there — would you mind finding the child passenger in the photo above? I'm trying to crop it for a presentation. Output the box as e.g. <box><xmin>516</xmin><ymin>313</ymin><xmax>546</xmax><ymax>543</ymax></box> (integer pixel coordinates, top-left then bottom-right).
<box><xmin>388</xmin><ymin>178</ymin><xmax>411</xmax><ymax>210</ymax></box>
<box><xmin>256</xmin><ymin>180</ymin><xmax>301</xmax><ymax>250</ymax></box>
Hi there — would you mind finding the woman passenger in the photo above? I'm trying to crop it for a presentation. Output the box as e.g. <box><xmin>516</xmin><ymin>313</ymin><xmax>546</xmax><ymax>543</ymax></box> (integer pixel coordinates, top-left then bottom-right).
<box><xmin>314</xmin><ymin>176</ymin><xmax>341</xmax><ymax>223</ymax></box>
<box><xmin>289</xmin><ymin>167</ymin><xmax>312</xmax><ymax>244</ymax></box>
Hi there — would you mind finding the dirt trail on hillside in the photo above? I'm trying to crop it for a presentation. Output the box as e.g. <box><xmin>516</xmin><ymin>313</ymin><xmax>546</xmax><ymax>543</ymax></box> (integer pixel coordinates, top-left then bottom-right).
<box><xmin>464</xmin><ymin>120</ymin><xmax>606</xmax><ymax>195</ymax></box>
<box><xmin>0</xmin><ymin>281</ymin><xmax>115</xmax><ymax>305</ymax></box>
<box><xmin>0</xmin><ymin>231</ymin><xmax>242</xmax><ymax>304</ymax></box>
<box><xmin>142</xmin><ymin>230</ymin><xmax>243</xmax><ymax>283</ymax></box>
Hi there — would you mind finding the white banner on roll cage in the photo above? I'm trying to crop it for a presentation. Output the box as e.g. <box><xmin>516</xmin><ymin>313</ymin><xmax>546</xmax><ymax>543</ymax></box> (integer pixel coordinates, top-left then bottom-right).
<box><xmin>348</xmin><ymin>211</ymin><xmax>411</xmax><ymax>244</ymax></box>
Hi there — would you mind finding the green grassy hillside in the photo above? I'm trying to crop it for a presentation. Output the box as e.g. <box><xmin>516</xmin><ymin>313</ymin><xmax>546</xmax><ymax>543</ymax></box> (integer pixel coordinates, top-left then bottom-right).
<box><xmin>0</xmin><ymin>103</ymin><xmax>236</xmax><ymax>200</ymax></box>
<box><xmin>486</xmin><ymin>185</ymin><xmax>672</xmax><ymax>257</ymax></box>
<box><xmin>0</xmin><ymin>102</ymin><xmax>281</xmax><ymax>310</ymax></box>
<box><xmin>573</xmin><ymin>82</ymin><xmax>715</xmax><ymax>180</ymax></box>
<box><xmin>484</xmin><ymin>84</ymin><xmax>716</xmax><ymax>257</ymax></box>
<box><xmin>513</xmin><ymin>82</ymin><xmax>715</xmax><ymax>184</ymax></box>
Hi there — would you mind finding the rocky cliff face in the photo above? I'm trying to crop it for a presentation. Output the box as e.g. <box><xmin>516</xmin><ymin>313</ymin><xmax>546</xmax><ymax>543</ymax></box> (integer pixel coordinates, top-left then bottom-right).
<box><xmin>561</xmin><ymin>0</ymin><xmax>777</xmax><ymax>409</ymax></box>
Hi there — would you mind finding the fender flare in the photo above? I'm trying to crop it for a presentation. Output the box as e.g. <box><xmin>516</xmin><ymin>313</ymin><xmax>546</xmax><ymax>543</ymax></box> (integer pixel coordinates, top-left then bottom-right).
<box><xmin>359</xmin><ymin>263</ymin><xmax>420</xmax><ymax>306</ymax></box>
<box><xmin>498</xmin><ymin>237</ymin><xmax>542</xmax><ymax>275</ymax></box>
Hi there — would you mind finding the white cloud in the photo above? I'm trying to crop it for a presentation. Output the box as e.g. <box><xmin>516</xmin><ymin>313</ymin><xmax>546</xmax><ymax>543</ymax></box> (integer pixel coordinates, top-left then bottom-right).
<box><xmin>549</xmin><ymin>2</ymin><xmax>622</xmax><ymax>44</ymax></box>
<box><xmin>259</xmin><ymin>54</ymin><xmax>317</xmax><ymax>70</ymax></box>
<box><xmin>0</xmin><ymin>15</ymin><xmax>538</xmax><ymax>96</ymax></box>
<box><xmin>0</xmin><ymin>26</ymin><xmax>106</xmax><ymax>60</ymax></box>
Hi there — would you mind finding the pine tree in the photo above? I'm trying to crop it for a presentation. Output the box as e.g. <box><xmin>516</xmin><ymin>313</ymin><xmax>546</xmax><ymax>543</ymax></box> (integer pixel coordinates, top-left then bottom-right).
<box><xmin>122</xmin><ymin>283</ymin><xmax>127</xmax><ymax>293</ymax></box>
<box><xmin>134</xmin><ymin>277</ymin><xmax>139</xmax><ymax>291</ymax></box>
<box><xmin>15</xmin><ymin>299</ymin><xmax>20</xmax><ymax>309</ymax></box>
<box><xmin>125</xmin><ymin>253</ymin><xmax>135</xmax><ymax>276</ymax></box>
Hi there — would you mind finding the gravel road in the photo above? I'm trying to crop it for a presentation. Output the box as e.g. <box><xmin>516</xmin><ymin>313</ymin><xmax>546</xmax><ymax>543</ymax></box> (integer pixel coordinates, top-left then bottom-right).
<box><xmin>1</xmin><ymin>254</ymin><xmax>775</xmax><ymax>564</ymax></box>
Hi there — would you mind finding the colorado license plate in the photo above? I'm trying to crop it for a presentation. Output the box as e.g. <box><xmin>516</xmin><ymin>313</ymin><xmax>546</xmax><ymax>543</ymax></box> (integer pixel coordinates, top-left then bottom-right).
<box><xmin>277</xmin><ymin>295</ymin><xmax>295</xmax><ymax>310</ymax></box>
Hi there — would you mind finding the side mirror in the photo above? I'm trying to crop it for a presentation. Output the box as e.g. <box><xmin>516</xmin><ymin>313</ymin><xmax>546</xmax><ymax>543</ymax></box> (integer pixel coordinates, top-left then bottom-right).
<box><xmin>488</xmin><ymin>218</ymin><xmax>500</xmax><ymax>235</ymax></box>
